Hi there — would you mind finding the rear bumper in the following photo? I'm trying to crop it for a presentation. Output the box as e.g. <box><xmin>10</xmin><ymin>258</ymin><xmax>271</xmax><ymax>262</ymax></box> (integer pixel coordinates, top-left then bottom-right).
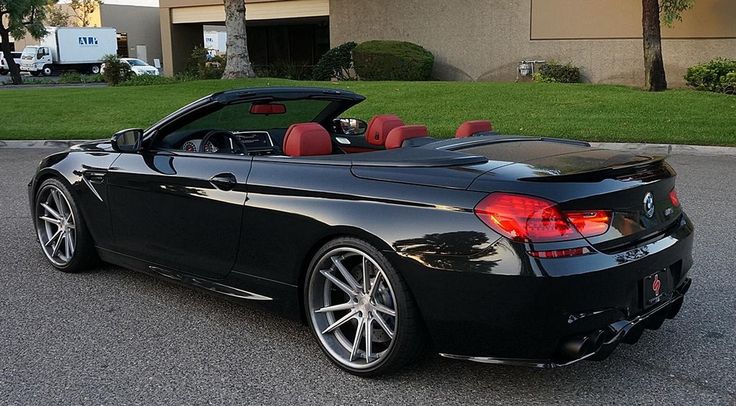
<box><xmin>439</xmin><ymin>278</ymin><xmax>691</xmax><ymax>368</ymax></box>
<box><xmin>393</xmin><ymin>213</ymin><xmax>694</xmax><ymax>364</ymax></box>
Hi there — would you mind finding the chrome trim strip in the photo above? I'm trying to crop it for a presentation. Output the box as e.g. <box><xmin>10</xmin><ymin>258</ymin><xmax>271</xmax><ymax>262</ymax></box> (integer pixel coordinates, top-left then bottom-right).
<box><xmin>148</xmin><ymin>266</ymin><xmax>273</xmax><ymax>301</ymax></box>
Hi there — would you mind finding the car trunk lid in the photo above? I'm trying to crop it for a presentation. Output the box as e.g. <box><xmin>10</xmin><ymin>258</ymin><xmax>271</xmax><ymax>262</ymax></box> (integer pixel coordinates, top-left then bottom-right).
<box><xmin>463</xmin><ymin>140</ymin><xmax>682</xmax><ymax>250</ymax></box>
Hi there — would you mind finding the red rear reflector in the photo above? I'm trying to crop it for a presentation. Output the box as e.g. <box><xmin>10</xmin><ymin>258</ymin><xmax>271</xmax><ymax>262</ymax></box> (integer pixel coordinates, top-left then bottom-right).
<box><xmin>669</xmin><ymin>188</ymin><xmax>680</xmax><ymax>207</ymax></box>
<box><xmin>474</xmin><ymin>193</ymin><xmax>582</xmax><ymax>242</ymax></box>
<box><xmin>528</xmin><ymin>247</ymin><xmax>592</xmax><ymax>258</ymax></box>
<box><xmin>564</xmin><ymin>211</ymin><xmax>611</xmax><ymax>238</ymax></box>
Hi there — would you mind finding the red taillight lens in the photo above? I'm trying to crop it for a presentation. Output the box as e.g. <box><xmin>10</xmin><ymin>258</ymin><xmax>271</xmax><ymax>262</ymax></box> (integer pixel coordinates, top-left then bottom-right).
<box><xmin>565</xmin><ymin>211</ymin><xmax>611</xmax><ymax>238</ymax></box>
<box><xmin>528</xmin><ymin>247</ymin><xmax>592</xmax><ymax>259</ymax></box>
<box><xmin>474</xmin><ymin>193</ymin><xmax>581</xmax><ymax>242</ymax></box>
<box><xmin>474</xmin><ymin>193</ymin><xmax>612</xmax><ymax>242</ymax></box>
<box><xmin>669</xmin><ymin>188</ymin><xmax>680</xmax><ymax>207</ymax></box>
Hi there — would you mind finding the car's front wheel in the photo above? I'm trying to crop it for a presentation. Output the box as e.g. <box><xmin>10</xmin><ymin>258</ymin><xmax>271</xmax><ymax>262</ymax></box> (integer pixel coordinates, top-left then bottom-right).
<box><xmin>34</xmin><ymin>178</ymin><xmax>97</xmax><ymax>272</ymax></box>
<box><xmin>305</xmin><ymin>237</ymin><xmax>426</xmax><ymax>376</ymax></box>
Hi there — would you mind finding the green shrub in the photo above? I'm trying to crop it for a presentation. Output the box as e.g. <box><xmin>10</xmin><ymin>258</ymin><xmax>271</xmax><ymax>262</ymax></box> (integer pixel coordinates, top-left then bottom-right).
<box><xmin>101</xmin><ymin>54</ymin><xmax>134</xmax><ymax>85</ymax></box>
<box><xmin>684</xmin><ymin>58</ymin><xmax>736</xmax><ymax>94</ymax></box>
<box><xmin>535</xmin><ymin>61</ymin><xmax>581</xmax><ymax>83</ymax></box>
<box><xmin>352</xmin><ymin>40</ymin><xmax>434</xmax><ymax>81</ymax></box>
<box><xmin>186</xmin><ymin>46</ymin><xmax>226</xmax><ymax>79</ymax></box>
<box><xmin>722</xmin><ymin>72</ymin><xmax>736</xmax><ymax>95</ymax></box>
<box><xmin>58</xmin><ymin>72</ymin><xmax>103</xmax><ymax>84</ymax></box>
<box><xmin>119</xmin><ymin>75</ymin><xmax>178</xmax><ymax>86</ymax></box>
<box><xmin>312</xmin><ymin>42</ymin><xmax>357</xmax><ymax>81</ymax></box>
<box><xmin>254</xmin><ymin>63</ymin><xmax>313</xmax><ymax>80</ymax></box>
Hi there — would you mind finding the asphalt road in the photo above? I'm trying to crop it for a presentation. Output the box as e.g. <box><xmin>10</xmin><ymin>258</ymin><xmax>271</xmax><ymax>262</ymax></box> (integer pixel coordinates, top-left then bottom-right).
<box><xmin>1</xmin><ymin>148</ymin><xmax>734</xmax><ymax>405</ymax></box>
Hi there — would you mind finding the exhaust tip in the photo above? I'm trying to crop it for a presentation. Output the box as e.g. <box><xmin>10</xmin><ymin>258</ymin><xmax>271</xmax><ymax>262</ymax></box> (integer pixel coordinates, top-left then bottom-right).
<box><xmin>560</xmin><ymin>330</ymin><xmax>605</xmax><ymax>359</ymax></box>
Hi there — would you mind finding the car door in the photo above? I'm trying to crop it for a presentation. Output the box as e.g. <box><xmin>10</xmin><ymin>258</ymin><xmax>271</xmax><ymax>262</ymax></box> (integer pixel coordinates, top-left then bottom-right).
<box><xmin>107</xmin><ymin>149</ymin><xmax>251</xmax><ymax>280</ymax></box>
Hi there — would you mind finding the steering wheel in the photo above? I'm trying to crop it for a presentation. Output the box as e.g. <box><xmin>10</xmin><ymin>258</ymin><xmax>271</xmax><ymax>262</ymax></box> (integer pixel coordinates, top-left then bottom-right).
<box><xmin>199</xmin><ymin>130</ymin><xmax>247</xmax><ymax>154</ymax></box>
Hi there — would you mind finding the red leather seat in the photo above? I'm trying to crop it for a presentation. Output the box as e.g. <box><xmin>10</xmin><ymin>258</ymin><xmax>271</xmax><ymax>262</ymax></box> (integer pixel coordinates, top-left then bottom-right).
<box><xmin>385</xmin><ymin>125</ymin><xmax>429</xmax><ymax>149</ymax></box>
<box><xmin>456</xmin><ymin>120</ymin><xmax>493</xmax><ymax>138</ymax></box>
<box><xmin>365</xmin><ymin>115</ymin><xmax>404</xmax><ymax>146</ymax></box>
<box><xmin>283</xmin><ymin>123</ymin><xmax>333</xmax><ymax>157</ymax></box>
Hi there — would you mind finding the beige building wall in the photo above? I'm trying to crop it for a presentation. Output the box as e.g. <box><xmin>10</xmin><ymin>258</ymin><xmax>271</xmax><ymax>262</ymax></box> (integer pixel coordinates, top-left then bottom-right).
<box><xmin>159</xmin><ymin>0</ymin><xmax>329</xmax><ymax>75</ymax></box>
<box><xmin>101</xmin><ymin>4</ymin><xmax>162</xmax><ymax>64</ymax></box>
<box><xmin>329</xmin><ymin>0</ymin><xmax>736</xmax><ymax>86</ymax></box>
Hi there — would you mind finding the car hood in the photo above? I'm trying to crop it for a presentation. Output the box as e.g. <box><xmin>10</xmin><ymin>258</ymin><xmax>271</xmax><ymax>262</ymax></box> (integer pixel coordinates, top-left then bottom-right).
<box><xmin>131</xmin><ymin>66</ymin><xmax>158</xmax><ymax>73</ymax></box>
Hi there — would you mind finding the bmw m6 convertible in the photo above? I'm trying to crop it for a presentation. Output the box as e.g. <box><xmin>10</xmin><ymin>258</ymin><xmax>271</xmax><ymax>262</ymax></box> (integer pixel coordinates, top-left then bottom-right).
<box><xmin>29</xmin><ymin>87</ymin><xmax>694</xmax><ymax>376</ymax></box>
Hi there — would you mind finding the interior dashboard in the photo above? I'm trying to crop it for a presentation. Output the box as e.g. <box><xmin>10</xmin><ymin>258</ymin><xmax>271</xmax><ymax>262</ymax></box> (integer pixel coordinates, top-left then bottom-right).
<box><xmin>180</xmin><ymin>131</ymin><xmax>277</xmax><ymax>155</ymax></box>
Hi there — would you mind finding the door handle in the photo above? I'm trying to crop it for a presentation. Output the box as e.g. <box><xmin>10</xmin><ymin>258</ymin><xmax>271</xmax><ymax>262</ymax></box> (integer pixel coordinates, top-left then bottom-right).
<box><xmin>209</xmin><ymin>173</ymin><xmax>237</xmax><ymax>191</ymax></box>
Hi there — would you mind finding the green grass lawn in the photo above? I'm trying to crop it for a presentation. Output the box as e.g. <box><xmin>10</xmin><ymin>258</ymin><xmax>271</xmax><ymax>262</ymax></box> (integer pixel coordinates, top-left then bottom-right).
<box><xmin>1</xmin><ymin>78</ymin><xmax>735</xmax><ymax>145</ymax></box>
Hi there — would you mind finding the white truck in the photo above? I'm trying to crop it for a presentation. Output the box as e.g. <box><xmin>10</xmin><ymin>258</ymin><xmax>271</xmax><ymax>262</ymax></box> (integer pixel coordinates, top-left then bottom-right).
<box><xmin>20</xmin><ymin>27</ymin><xmax>117</xmax><ymax>76</ymax></box>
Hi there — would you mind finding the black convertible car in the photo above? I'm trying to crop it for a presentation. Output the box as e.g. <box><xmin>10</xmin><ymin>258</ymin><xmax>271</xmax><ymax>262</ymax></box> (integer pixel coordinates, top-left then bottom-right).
<box><xmin>29</xmin><ymin>87</ymin><xmax>693</xmax><ymax>376</ymax></box>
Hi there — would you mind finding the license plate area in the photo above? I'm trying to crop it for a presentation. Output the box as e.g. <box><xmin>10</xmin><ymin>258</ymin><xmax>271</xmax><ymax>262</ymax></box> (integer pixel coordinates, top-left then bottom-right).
<box><xmin>642</xmin><ymin>268</ymin><xmax>671</xmax><ymax>308</ymax></box>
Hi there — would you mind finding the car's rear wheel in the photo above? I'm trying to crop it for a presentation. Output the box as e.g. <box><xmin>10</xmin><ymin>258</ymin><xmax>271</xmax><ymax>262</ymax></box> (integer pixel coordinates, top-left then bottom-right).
<box><xmin>305</xmin><ymin>237</ymin><xmax>426</xmax><ymax>376</ymax></box>
<box><xmin>34</xmin><ymin>178</ymin><xmax>97</xmax><ymax>272</ymax></box>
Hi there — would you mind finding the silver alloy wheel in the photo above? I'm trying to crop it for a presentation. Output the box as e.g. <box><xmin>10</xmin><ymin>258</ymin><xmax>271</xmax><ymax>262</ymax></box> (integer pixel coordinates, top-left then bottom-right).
<box><xmin>91</xmin><ymin>65</ymin><xmax>100</xmax><ymax>74</ymax></box>
<box><xmin>35</xmin><ymin>185</ymin><xmax>76</xmax><ymax>267</ymax></box>
<box><xmin>308</xmin><ymin>247</ymin><xmax>398</xmax><ymax>370</ymax></box>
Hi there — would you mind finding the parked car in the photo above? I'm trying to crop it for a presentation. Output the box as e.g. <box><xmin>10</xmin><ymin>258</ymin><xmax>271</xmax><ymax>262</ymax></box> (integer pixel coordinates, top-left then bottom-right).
<box><xmin>28</xmin><ymin>87</ymin><xmax>694</xmax><ymax>376</ymax></box>
<box><xmin>121</xmin><ymin>58</ymin><xmax>160</xmax><ymax>76</ymax></box>
<box><xmin>0</xmin><ymin>51</ymin><xmax>23</xmax><ymax>75</ymax></box>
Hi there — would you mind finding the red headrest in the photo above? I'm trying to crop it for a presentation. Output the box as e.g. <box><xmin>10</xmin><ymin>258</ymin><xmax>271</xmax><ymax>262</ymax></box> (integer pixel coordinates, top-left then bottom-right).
<box><xmin>455</xmin><ymin>120</ymin><xmax>493</xmax><ymax>138</ymax></box>
<box><xmin>283</xmin><ymin>123</ymin><xmax>332</xmax><ymax>157</ymax></box>
<box><xmin>385</xmin><ymin>125</ymin><xmax>429</xmax><ymax>149</ymax></box>
<box><xmin>366</xmin><ymin>115</ymin><xmax>404</xmax><ymax>146</ymax></box>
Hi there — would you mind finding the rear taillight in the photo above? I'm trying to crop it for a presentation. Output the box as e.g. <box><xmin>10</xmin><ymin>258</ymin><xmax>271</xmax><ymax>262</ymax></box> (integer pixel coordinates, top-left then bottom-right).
<box><xmin>528</xmin><ymin>247</ymin><xmax>592</xmax><ymax>259</ymax></box>
<box><xmin>669</xmin><ymin>188</ymin><xmax>680</xmax><ymax>207</ymax></box>
<box><xmin>474</xmin><ymin>193</ymin><xmax>579</xmax><ymax>242</ymax></box>
<box><xmin>474</xmin><ymin>193</ymin><xmax>611</xmax><ymax>243</ymax></box>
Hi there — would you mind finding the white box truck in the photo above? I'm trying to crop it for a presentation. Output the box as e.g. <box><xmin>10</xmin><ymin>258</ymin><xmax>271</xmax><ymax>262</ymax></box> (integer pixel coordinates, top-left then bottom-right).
<box><xmin>20</xmin><ymin>27</ymin><xmax>117</xmax><ymax>76</ymax></box>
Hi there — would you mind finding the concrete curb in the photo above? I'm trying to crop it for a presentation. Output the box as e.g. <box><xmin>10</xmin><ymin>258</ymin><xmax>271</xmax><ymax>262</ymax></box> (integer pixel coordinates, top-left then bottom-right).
<box><xmin>0</xmin><ymin>83</ymin><xmax>108</xmax><ymax>90</ymax></box>
<box><xmin>0</xmin><ymin>140</ymin><xmax>88</xmax><ymax>148</ymax></box>
<box><xmin>588</xmin><ymin>142</ymin><xmax>736</xmax><ymax>157</ymax></box>
<box><xmin>1</xmin><ymin>139</ymin><xmax>735</xmax><ymax>156</ymax></box>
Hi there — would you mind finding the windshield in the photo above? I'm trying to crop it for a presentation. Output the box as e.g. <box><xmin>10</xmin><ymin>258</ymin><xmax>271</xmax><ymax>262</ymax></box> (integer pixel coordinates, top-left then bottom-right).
<box><xmin>125</xmin><ymin>59</ymin><xmax>148</xmax><ymax>67</ymax></box>
<box><xmin>21</xmin><ymin>47</ymin><xmax>38</xmax><ymax>60</ymax></box>
<box><xmin>154</xmin><ymin>98</ymin><xmax>337</xmax><ymax>150</ymax></box>
<box><xmin>179</xmin><ymin>100</ymin><xmax>332</xmax><ymax>132</ymax></box>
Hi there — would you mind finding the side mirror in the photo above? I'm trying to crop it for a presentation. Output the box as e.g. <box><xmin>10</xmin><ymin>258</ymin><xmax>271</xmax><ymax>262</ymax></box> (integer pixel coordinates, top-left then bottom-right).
<box><xmin>333</xmin><ymin>118</ymin><xmax>368</xmax><ymax>136</ymax></box>
<box><xmin>111</xmin><ymin>128</ymin><xmax>143</xmax><ymax>152</ymax></box>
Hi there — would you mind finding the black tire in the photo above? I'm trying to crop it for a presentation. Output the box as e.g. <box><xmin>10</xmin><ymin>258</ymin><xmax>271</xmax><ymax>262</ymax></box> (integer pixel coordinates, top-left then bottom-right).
<box><xmin>34</xmin><ymin>178</ymin><xmax>98</xmax><ymax>273</ymax></box>
<box><xmin>0</xmin><ymin>69</ymin><xmax>7</xmax><ymax>75</ymax></box>
<box><xmin>304</xmin><ymin>237</ymin><xmax>427</xmax><ymax>376</ymax></box>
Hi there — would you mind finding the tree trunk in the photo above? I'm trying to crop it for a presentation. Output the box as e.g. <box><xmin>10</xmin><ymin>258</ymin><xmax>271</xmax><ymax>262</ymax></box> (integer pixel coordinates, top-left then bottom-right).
<box><xmin>222</xmin><ymin>0</ymin><xmax>256</xmax><ymax>79</ymax></box>
<box><xmin>0</xmin><ymin>22</ymin><xmax>22</xmax><ymax>85</ymax></box>
<box><xmin>642</xmin><ymin>0</ymin><xmax>667</xmax><ymax>91</ymax></box>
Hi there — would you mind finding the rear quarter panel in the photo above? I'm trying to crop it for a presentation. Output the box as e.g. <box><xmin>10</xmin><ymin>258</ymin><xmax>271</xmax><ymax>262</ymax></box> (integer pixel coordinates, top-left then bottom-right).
<box><xmin>236</xmin><ymin>158</ymin><xmax>525</xmax><ymax>290</ymax></box>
